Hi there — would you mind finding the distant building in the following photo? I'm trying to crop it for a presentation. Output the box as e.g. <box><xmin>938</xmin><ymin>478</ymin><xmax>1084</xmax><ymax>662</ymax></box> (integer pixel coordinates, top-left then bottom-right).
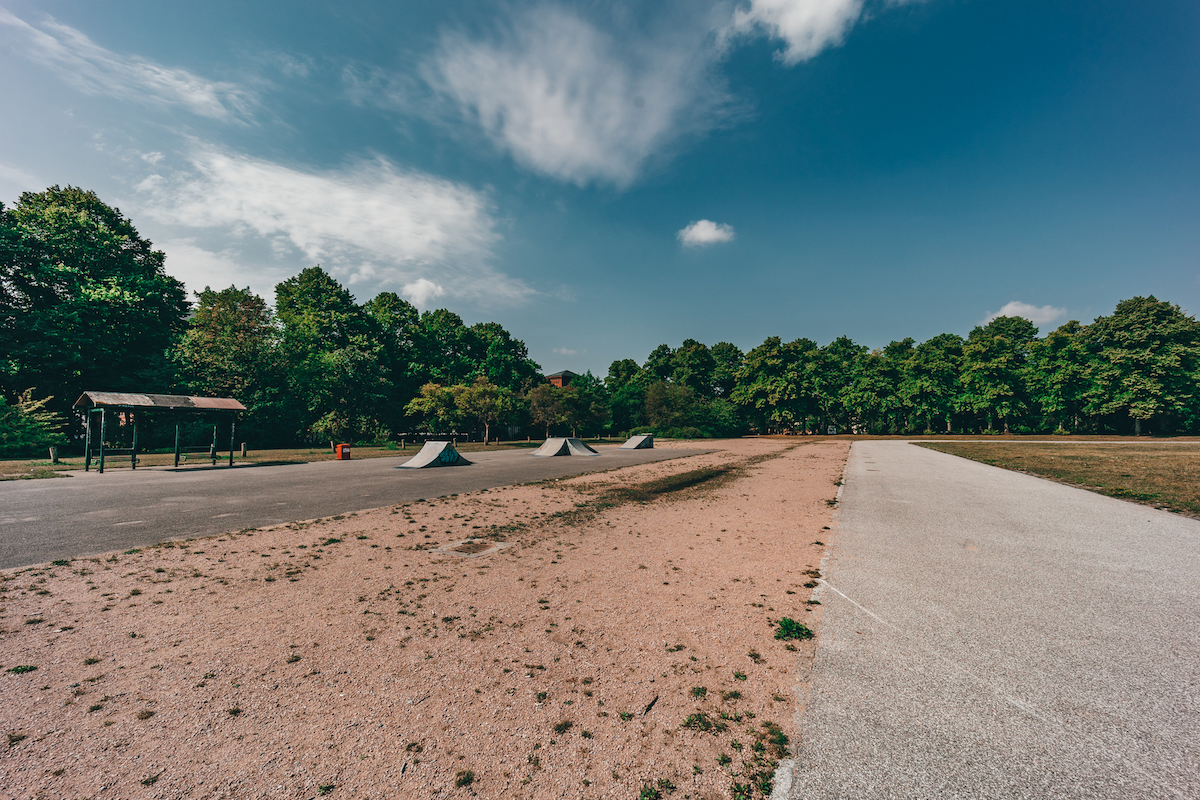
<box><xmin>546</xmin><ymin>370</ymin><xmax>577</xmax><ymax>387</ymax></box>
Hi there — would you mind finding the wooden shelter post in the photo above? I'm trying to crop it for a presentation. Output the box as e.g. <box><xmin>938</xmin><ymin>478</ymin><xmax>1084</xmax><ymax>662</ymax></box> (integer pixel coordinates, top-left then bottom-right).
<box><xmin>174</xmin><ymin>422</ymin><xmax>181</xmax><ymax>468</ymax></box>
<box><xmin>84</xmin><ymin>410</ymin><xmax>93</xmax><ymax>472</ymax></box>
<box><xmin>229</xmin><ymin>417</ymin><xmax>236</xmax><ymax>467</ymax></box>
<box><xmin>98</xmin><ymin>408</ymin><xmax>107</xmax><ymax>474</ymax></box>
<box><xmin>130</xmin><ymin>413</ymin><xmax>138</xmax><ymax>470</ymax></box>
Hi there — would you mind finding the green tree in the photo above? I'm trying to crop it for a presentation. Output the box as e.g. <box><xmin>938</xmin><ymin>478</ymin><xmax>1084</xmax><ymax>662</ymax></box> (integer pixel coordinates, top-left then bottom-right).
<box><xmin>455</xmin><ymin>376</ymin><xmax>516</xmax><ymax>442</ymax></box>
<box><xmin>527</xmin><ymin>383</ymin><xmax>566</xmax><ymax>438</ymax></box>
<box><xmin>671</xmin><ymin>339</ymin><xmax>716</xmax><ymax>396</ymax></box>
<box><xmin>0</xmin><ymin>389</ymin><xmax>65</xmax><ymax>456</ymax></box>
<box><xmin>731</xmin><ymin>337</ymin><xmax>819</xmax><ymax>433</ymax></box>
<box><xmin>644</xmin><ymin>344</ymin><xmax>675</xmax><ymax>382</ymax></box>
<box><xmin>903</xmin><ymin>333</ymin><xmax>964</xmax><ymax>433</ymax></box>
<box><xmin>710</xmin><ymin>342</ymin><xmax>744</xmax><ymax>398</ymax></box>
<box><xmin>466</xmin><ymin>322</ymin><xmax>541</xmax><ymax>391</ymax></box>
<box><xmin>606</xmin><ymin>358</ymin><xmax>647</xmax><ymax>391</ymax></box>
<box><xmin>405</xmin><ymin>383</ymin><xmax>462</xmax><ymax>434</ymax></box>
<box><xmin>960</xmin><ymin>316</ymin><xmax>1038</xmax><ymax>432</ymax></box>
<box><xmin>363</xmin><ymin>291</ymin><xmax>422</xmax><ymax>429</ymax></box>
<box><xmin>0</xmin><ymin>186</ymin><xmax>189</xmax><ymax>414</ymax></box>
<box><xmin>275</xmin><ymin>267</ymin><xmax>389</xmax><ymax>442</ymax></box>
<box><xmin>1083</xmin><ymin>296</ymin><xmax>1200</xmax><ymax>434</ymax></box>
<box><xmin>1028</xmin><ymin>321</ymin><xmax>1092</xmax><ymax>432</ymax></box>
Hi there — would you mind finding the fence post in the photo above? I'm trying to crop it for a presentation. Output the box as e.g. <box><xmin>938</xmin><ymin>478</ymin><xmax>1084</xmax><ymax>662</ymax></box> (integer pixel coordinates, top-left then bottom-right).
<box><xmin>229</xmin><ymin>417</ymin><xmax>236</xmax><ymax>467</ymax></box>
<box><xmin>174</xmin><ymin>422</ymin><xmax>181</xmax><ymax>468</ymax></box>
<box><xmin>131</xmin><ymin>413</ymin><xmax>138</xmax><ymax>470</ymax></box>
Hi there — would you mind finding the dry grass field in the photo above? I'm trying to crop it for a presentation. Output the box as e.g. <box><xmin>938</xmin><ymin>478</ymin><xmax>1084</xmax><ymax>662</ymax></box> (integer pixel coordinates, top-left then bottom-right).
<box><xmin>918</xmin><ymin>441</ymin><xmax>1200</xmax><ymax>516</ymax></box>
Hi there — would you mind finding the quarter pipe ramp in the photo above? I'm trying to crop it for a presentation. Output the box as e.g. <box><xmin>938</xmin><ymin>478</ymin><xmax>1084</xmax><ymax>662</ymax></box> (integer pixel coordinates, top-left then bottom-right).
<box><xmin>531</xmin><ymin>437</ymin><xmax>599</xmax><ymax>457</ymax></box>
<box><xmin>398</xmin><ymin>441</ymin><xmax>472</xmax><ymax>469</ymax></box>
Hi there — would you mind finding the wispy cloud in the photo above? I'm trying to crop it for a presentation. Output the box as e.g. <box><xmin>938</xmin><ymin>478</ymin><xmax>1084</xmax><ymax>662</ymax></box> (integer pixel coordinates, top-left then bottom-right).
<box><xmin>138</xmin><ymin>148</ymin><xmax>531</xmax><ymax>305</ymax></box>
<box><xmin>982</xmin><ymin>301</ymin><xmax>1067</xmax><ymax>328</ymax></box>
<box><xmin>0</xmin><ymin>8</ymin><xmax>256</xmax><ymax>120</ymax></box>
<box><xmin>678</xmin><ymin>219</ymin><xmax>735</xmax><ymax>247</ymax></box>
<box><xmin>552</xmin><ymin>346</ymin><xmax>582</xmax><ymax>356</ymax></box>
<box><xmin>425</xmin><ymin>5</ymin><xmax>733</xmax><ymax>187</ymax></box>
<box><xmin>158</xmin><ymin>238</ymin><xmax>293</xmax><ymax>302</ymax></box>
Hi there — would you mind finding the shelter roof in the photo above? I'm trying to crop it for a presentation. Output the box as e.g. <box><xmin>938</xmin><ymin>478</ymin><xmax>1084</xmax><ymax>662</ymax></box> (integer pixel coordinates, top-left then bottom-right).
<box><xmin>544</xmin><ymin>370</ymin><xmax>578</xmax><ymax>379</ymax></box>
<box><xmin>73</xmin><ymin>392</ymin><xmax>246</xmax><ymax>412</ymax></box>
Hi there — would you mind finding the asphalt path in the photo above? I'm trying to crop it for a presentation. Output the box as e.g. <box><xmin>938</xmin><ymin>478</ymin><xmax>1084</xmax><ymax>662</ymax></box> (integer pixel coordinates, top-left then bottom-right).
<box><xmin>0</xmin><ymin>446</ymin><xmax>704</xmax><ymax>569</ymax></box>
<box><xmin>787</xmin><ymin>440</ymin><xmax>1200</xmax><ymax>799</ymax></box>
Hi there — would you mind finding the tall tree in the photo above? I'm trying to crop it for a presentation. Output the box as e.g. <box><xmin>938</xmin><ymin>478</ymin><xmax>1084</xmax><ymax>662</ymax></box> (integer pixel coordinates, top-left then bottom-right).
<box><xmin>1028</xmin><ymin>321</ymin><xmax>1092</xmax><ymax>432</ymax></box>
<box><xmin>644</xmin><ymin>344</ymin><xmax>675</xmax><ymax>383</ymax></box>
<box><xmin>466</xmin><ymin>321</ymin><xmax>541</xmax><ymax>391</ymax></box>
<box><xmin>671</xmin><ymin>339</ymin><xmax>716</xmax><ymax>396</ymax></box>
<box><xmin>710</xmin><ymin>342</ymin><xmax>744</xmax><ymax>398</ymax></box>
<box><xmin>0</xmin><ymin>186</ymin><xmax>188</xmax><ymax>412</ymax></box>
<box><xmin>904</xmin><ymin>333</ymin><xmax>964</xmax><ymax>433</ymax></box>
<box><xmin>275</xmin><ymin>267</ymin><xmax>388</xmax><ymax>442</ymax></box>
<box><xmin>960</xmin><ymin>316</ymin><xmax>1038</xmax><ymax>432</ymax></box>
<box><xmin>455</xmin><ymin>376</ymin><xmax>516</xmax><ymax>442</ymax></box>
<box><xmin>1083</xmin><ymin>296</ymin><xmax>1200</xmax><ymax>434</ymax></box>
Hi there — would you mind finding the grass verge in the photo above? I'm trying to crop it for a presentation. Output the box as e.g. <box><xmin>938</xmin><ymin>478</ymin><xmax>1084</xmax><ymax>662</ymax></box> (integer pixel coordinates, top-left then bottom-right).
<box><xmin>917</xmin><ymin>441</ymin><xmax>1200</xmax><ymax>516</ymax></box>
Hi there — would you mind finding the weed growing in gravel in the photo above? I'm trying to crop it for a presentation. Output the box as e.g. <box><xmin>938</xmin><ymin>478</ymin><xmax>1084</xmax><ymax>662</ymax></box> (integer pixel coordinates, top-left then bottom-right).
<box><xmin>733</xmin><ymin>671</ymin><xmax>747</xmax><ymax>681</ymax></box>
<box><xmin>227</xmin><ymin>707</ymin><xmax>242</xmax><ymax>716</ymax></box>
<box><xmin>690</xmin><ymin>686</ymin><xmax>707</xmax><ymax>699</ymax></box>
<box><xmin>137</xmin><ymin>710</ymin><xmax>155</xmax><ymax>720</ymax></box>
<box><xmin>774</xmin><ymin>618</ymin><xmax>814</xmax><ymax>641</ymax></box>
<box><xmin>456</xmin><ymin>770</ymin><xmax>475</xmax><ymax>787</ymax></box>
<box><xmin>7</xmin><ymin>665</ymin><xmax>37</xmax><ymax>674</ymax></box>
<box><xmin>553</xmin><ymin>720</ymin><xmax>573</xmax><ymax>734</ymax></box>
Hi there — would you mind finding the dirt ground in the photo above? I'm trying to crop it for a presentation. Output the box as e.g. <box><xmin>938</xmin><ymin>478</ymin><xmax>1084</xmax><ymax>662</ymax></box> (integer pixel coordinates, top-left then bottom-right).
<box><xmin>0</xmin><ymin>438</ymin><xmax>848</xmax><ymax>800</ymax></box>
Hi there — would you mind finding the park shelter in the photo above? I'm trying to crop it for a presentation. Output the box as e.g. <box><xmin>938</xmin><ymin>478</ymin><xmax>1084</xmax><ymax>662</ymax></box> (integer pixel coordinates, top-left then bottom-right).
<box><xmin>72</xmin><ymin>392</ymin><xmax>246</xmax><ymax>473</ymax></box>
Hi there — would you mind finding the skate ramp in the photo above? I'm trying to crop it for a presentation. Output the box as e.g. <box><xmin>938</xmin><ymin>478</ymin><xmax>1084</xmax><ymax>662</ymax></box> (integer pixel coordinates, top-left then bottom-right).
<box><xmin>398</xmin><ymin>440</ymin><xmax>472</xmax><ymax>469</ymax></box>
<box><xmin>531</xmin><ymin>437</ymin><xmax>600</xmax><ymax>457</ymax></box>
<box><xmin>620</xmin><ymin>434</ymin><xmax>654</xmax><ymax>449</ymax></box>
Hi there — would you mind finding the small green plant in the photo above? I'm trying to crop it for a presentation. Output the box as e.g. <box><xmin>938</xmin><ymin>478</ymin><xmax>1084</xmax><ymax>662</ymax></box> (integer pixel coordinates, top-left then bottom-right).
<box><xmin>455</xmin><ymin>770</ymin><xmax>475</xmax><ymax>788</ymax></box>
<box><xmin>23</xmin><ymin>618</ymin><xmax>43</xmax><ymax>625</ymax></box>
<box><xmin>690</xmin><ymin>686</ymin><xmax>707</xmax><ymax>699</ymax></box>
<box><xmin>287</xmin><ymin>654</ymin><xmax>301</xmax><ymax>663</ymax></box>
<box><xmin>84</xmin><ymin>657</ymin><xmax>100</xmax><ymax>665</ymax></box>
<box><xmin>51</xmin><ymin>559</ymin><xmax>70</xmax><ymax>566</ymax></box>
<box><xmin>136</xmin><ymin>710</ymin><xmax>155</xmax><ymax>720</ymax></box>
<box><xmin>553</xmin><ymin>719</ymin><xmax>573</xmax><ymax>735</ymax></box>
<box><xmin>721</xmin><ymin>690</ymin><xmax>741</xmax><ymax>702</ymax></box>
<box><xmin>318</xmin><ymin>784</ymin><xmax>335</xmax><ymax>795</ymax></box>
<box><xmin>716</xmin><ymin>753</ymin><xmax>732</xmax><ymax>767</ymax></box>
<box><xmin>682</xmin><ymin>712</ymin><xmax>727</xmax><ymax>733</ymax></box>
<box><xmin>535</xmin><ymin>691</ymin><xmax>547</xmax><ymax>703</ymax></box>
<box><xmin>141</xmin><ymin>773</ymin><xmax>160</xmax><ymax>786</ymax></box>
<box><xmin>406</xmin><ymin>742</ymin><xmax>423</xmax><ymax>752</ymax></box>
<box><xmin>322</xmin><ymin>538</ymin><xmax>342</xmax><ymax>546</ymax></box>
<box><xmin>730</xmin><ymin>739</ymin><xmax>743</xmax><ymax>751</ymax></box>
<box><xmin>733</xmin><ymin>671</ymin><xmax>747</xmax><ymax>681</ymax></box>
<box><xmin>581</xmin><ymin>730</ymin><xmax>592</xmax><ymax>739</ymax></box>
<box><xmin>619</xmin><ymin>711</ymin><xmax>633</xmax><ymax>721</ymax></box>
<box><xmin>638</xmin><ymin>784</ymin><xmax>662</xmax><ymax>800</ymax></box>
<box><xmin>656</xmin><ymin>778</ymin><xmax>677</xmax><ymax>792</ymax></box>
<box><xmin>7</xmin><ymin>665</ymin><xmax>37</xmax><ymax>674</ymax></box>
<box><xmin>88</xmin><ymin>704</ymin><xmax>103</xmax><ymax>712</ymax></box>
<box><xmin>774</xmin><ymin>618</ymin><xmax>814</xmax><ymax>641</ymax></box>
<box><xmin>227</xmin><ymin>707</ymin><xmax>242</xmax><ymax>716</ymax></box>
<box><xmin>747</xmin><ymin>649</ymin><xmax>763</xmax><ymax>664</ymax></box>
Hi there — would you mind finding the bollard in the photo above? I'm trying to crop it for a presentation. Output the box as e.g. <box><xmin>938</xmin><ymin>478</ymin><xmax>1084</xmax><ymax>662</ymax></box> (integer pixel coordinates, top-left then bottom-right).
<box><xmin>241</xmin><ymin>443</ymin><xmax>247</xmax><ymax>457</ymax></box>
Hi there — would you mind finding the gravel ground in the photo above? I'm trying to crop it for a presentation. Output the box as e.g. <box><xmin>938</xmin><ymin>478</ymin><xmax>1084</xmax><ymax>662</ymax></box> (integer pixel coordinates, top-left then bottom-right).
<box><xmin>0</xmin><ymin>438</ymin><xmax>847</xmax><ymax>800</ymax></box>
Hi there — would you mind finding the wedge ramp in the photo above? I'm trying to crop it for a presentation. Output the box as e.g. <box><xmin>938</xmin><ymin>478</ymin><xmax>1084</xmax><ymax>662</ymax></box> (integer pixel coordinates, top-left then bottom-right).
<box><xmin>397</xmin><ymin>440</ymin><xmax>472</xmax><ymax>469</ymax></box>
<box><xmin>620</xmin><ymin>434</ymin><xmax>654</xmax><ymax>449</ymax></box>
<box><xmin>531</xmin><ymin>437</ymin><xmax>599</xmax><ymax>457</ymax></box>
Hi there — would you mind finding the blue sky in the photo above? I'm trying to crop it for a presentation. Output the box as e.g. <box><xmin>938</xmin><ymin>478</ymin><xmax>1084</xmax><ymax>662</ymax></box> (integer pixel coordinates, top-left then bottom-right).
<box><xmin>1</xmin><ymin>0</ymin><xmax>1197</xmax><ymax>376</ymax></box>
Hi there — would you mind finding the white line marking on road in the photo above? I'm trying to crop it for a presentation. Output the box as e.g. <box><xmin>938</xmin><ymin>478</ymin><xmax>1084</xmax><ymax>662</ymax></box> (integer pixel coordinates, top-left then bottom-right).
<box><xmin>212</xmin><ymin>513</ymin><xmax>237</xmax><ymax>518</ymax></box>
<box><xmin>112</xmin><ymin>520</ymin><xmax>145</xmax><ymax>526</ymax></box>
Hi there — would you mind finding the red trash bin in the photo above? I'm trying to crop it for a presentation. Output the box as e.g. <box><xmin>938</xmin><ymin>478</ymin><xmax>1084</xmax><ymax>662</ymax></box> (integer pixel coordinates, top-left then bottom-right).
<box><xmin>335</xmin><ymin>444</ymin><xmax>351</xmax><ymax>460</ymax></box>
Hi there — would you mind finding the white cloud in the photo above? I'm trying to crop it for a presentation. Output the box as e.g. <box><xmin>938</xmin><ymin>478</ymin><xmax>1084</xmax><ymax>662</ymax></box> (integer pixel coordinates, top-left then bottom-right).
<box><xmin>678</xmin><ymin>219</ymin><xmax>736</xmax><ymax>247</ymax></box>
<box><xmin>426</xmin><ymin>5</ymin><xmax>732</xmax><ymax>187</ymax></box>
<box><xmin>138</xmin><ymin>148</ymin><xmax>531</xmax><ymax>305</ymax></box>
<box><xmin>983</xmin><ymin>301</ymin><xmax>1067</xmax><ymax>328</ymax></box>
<box><xmin>0</xmin><ymin>8</ymin><xmax>255</xmax><ymax>119</ymax></box>
<box><xmin>552</xmin><ymin>347</ymin><xmax>581</xmax><ymax>356</ymax></box>
<box><xmin>0</xmin><ymin>160</ymin><xmax>44</xmax><ymax>199</ymax></box>
<box><xmin>402</xmin><ymin>278</ymin><xmax>446</xmax><ymax>309</ymax></box>
<box><xmin>727</xmin><ymin>0</ymin><xmax>864</xmax><ymax>64</ymax></box>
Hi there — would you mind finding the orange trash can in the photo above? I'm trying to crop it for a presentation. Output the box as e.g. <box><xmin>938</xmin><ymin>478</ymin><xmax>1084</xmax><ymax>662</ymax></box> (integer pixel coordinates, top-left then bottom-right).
<box><xmin>335</xmin><ymin>444</ymin><xmax>351</xmax><ymax>460</ymax></box>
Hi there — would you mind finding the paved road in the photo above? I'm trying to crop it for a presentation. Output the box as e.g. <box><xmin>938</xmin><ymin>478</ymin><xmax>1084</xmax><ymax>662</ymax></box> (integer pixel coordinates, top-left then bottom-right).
<box><xmin>787</xmin><ymin>440</ymin><xmax>1200</xmax><ymax>799</ymax></box>
<box><xmin>0</xmin><ymin>446</ymin><xmax>703</xmax><ymax>569</ymax></box>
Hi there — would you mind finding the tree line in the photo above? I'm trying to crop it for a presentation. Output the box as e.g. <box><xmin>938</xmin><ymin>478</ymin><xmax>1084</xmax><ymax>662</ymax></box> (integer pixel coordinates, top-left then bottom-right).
<box><xmin>3</xmin><ymin>186</ymin><xmax>1199</xmax><ymax>455</ymax></box>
